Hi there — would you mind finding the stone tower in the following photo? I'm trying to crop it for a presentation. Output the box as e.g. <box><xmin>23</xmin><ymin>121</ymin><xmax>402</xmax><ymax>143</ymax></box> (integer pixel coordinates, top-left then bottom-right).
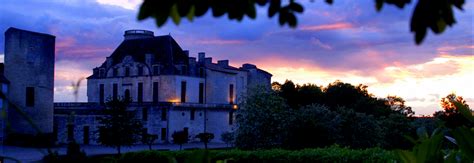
<box><xmin>4</xmin><ymin>27</ymin><xmax>55</xmax><ymax>135</ymax></box>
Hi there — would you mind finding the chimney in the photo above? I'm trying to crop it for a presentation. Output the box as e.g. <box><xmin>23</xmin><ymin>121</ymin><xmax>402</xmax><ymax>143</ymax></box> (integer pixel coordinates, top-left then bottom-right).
<box><xmin>183</xmin><ymin>50</ymin><xmax>190</xmax><ymax>57</ymax></box>
<box><xmin>188</xmin><ymin>57</ymin><xmax>196</xmax><ymax>65</ymax></box>
<box><xmin>198</xmin><ymin>52</ymin><xmax>205</xmax><ymax>63</ymax></box>
<box><xmin>242</xmin><ymin>63</ymin><xmax>257</xmax><ymax>69</ymax></box>
<box><xmin>217</xmin><ymin>60</ymin><xmax>229</xmax><ymax>67</ymax></box>
<box><xmin>204</xmin><ymin>57</ymin><xmax>212</xmax><ymax>64</ymax></box>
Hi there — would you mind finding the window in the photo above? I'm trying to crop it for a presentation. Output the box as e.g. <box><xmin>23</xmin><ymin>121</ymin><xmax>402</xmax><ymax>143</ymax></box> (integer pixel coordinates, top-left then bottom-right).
<box><xmin>180</xmin><ymin>81</ymin><xmax>186</xmax><ymax>102</ymax></box>
<box><xmin>99</xmin><ymin>84</ymin><xmax>104</xmax><ymax>104</ymax></box>
<box><xmin>161</xmin><ymin>128</ymin><xmax>167</xmax><ymax>140</ymax></box>
<box><xmin>199</xmin><ymin>83</ymin><xmax>204</xmax><ymax>104</ymax></box>
<box><xmin>67</xmin><ymin>124</ymin><xmax>74</xmax><ymax>141</ymax></box>
<box><xmin>124</xmin><ymin>89</ymin><xmax>131</xmax><ymax>101</ymax></box>
<box><xmin>199</xmin><ymin>68</ymin><xmax>205</xmax><ymax>77</ymax></box>
<box><xmin>190</xmin><ymin>108</ymin><xmax>195</xmax><ymax>120</ymax></box>
<box><xmin>99</xmin><ymin>69</ymin><xmax>105</xmax><ymax>78</ymax></box>
<box><xmin>137</xmin><ymin>82</ymin><xmax>143</xmax><ymax>103</ymax></box>
<box><xmin>125</xmin><ymin>67</ymin><xmax>130</xmax><ymax>76</ymax></box>
<box><xmin>142</xmin><ymin>108</ymin><xmax>148</xmax><ymax>121</ymax></box>
<box><xmin>113</xmin><ymin>68</ymin><xmax>118</xmax><ymax>77</ymax></box>
<box><xmin>161</xmin><ymin>108</ymin><xmax>167</xmax><ymax>121</ymax></box>
<box><xmin>153</xmin><ymin>82</ymin><xmax>159</xmax><ymax>103</ymax></box>
<box><xmin>83</xmin><ymin>126</ymin><xmax>90</xmax><ymax>145</ymax></box>
<box><xmin>26</xmin><ymin>87</ymin><xmax>34</xmax><ymax>107</ymax></box>
<box><xmin>138</xmin><ymin>66</ymin><xmax>143</xmax><ymax>76</ymax></box>
<box><xmin>183</xmin><ymin>127</ymin><xmax>189</xmax><ymax>135</ymax></box>
<box><xmin>181</xmin><ymin>66</ymin><xmax>187</xmax><ymax>75</ymax></box>
<box><xmin>229</xmin><ymin>84</ymin><xmax>234</xmax><ymax>104</ymax></box>
<box><xmin>229</xmin><ymin>111</ymin><xmax>234</xmax><ymax>125</ymax></box>
<box><xmin>153</xmin><ymin>65</ymin><xmax>160</xmax><ymax>75</ymax></box>
<box><xmin>142</xmin><ymin>128</ymin><xmax>148</xmax><ymax>142</ymax></box>
<box><xmin>112</xmin><ymin>84</ymin><xmax>118</xmax><ymax>100</ymax></box>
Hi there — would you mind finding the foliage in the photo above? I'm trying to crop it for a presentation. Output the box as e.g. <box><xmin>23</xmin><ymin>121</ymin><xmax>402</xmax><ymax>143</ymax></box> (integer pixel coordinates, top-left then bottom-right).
<box><xmin>434</xmin><ymin>93</ymin><xmax>473</xmax><ymax>129</ymax></box>
<box><xmin>141</xmin><ymin>133</ymin><xmax>158</xmax><ymax>150</ymax></box>
<box><xmin>137</xmin><ymin>0</ymin><xmax>466</xmax><ymax>44</ymax></box>
<box><xmin>220</xmin><ymin>131</ymin><xmax>235</xmax><ymax>147</ymax></box>
<box><xmin>195</xmin><ymin>132</ymin><xmax>214</xmax><ymax>149</ymax></box>
<box><xmin>97</xmin><ymin>97</ymin><xmax>144</xmax><ymax>155</ymax></box>
<box><xmin>43</xmin><ymin>141</ymin><xmax>87</xmax><ymax>163</ymax></box>
<box><xmin>117</xmin><ymin>146</ymin><xmax>398</xmax><ymax>163</ymax></box>
<box><xmin>237</xmin><ymin>80</ymin><xmax>415</xmax><ymax>150</ymax></box>
<box><xmin>235</xmin><ymin>87</ymin><xmax>291</xmax><ymax>149</ymax></box>
<box><xmin>386</xmin><ymin>95</ymin><xmax>415</xmax><ymax>117</ymax></box>
<box><xmin>397</xmin><ymin>101</ymin><xmax>474</xmax><ymax>163</ymax></box>
<box><xmin>283</xmin><ymin>104</ymin><xmax>341</xmax><ymax>149</ymax></box>
<box><xmin>172</xmin><ymin>130</ymin><xmax>189</xmax><ymax>150</ymax></box>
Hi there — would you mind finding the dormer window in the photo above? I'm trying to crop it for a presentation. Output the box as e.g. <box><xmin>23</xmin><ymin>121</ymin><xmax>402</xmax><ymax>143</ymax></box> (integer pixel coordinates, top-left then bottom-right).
<box><xmin>99</xmin><ymin>68</ymin><xmax>105</xmax><ymax>78</ymax></box>
<box><xmin>125</xmin><ymin>67</ymin><xmax>130</xmax><ymax>77</ymax></box>
<box><xmin>138</xmin><ymin>66</ymin><xmax>143</xmax><ymax>76</ymax></box>
<box><xmin>153</xmin><ymin>65</ymin><xmax>160</xmax><ymax>75</ymax></box>
<box><xmin>113</xmin><ymin>68</ymin><xmax>118</xmax><ymax>77</ymax></box>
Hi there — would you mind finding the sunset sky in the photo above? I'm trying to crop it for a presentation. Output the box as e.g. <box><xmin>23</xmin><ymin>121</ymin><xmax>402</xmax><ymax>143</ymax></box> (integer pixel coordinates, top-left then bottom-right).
<box><xmin>0</xmin><ymin>0</ymin><xmax>472</xmax><ymax>115</ymax></box>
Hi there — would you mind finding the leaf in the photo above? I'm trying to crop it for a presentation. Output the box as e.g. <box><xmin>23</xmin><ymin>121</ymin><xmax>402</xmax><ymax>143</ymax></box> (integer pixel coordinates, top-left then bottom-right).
<box><xmin>137</xmin><ymin>0</ymin><xmax>154</xmax><ymax>20</ymax></box>
<box><xmin>375</xmin><ymin>0</ymin><xmax>384</xmax><ymax>11</ymax></box>
<box><xmin>170</xmin><ymin>4</ymin><xmax>181</xmax><ymax>25</ymax></box>
<box><xmin>290</xmin><ymin>2</ymin><xmax>304</xmax><ymax>13</ymax></box>
<box><xmin>451</xmin><ymin>127</ymin><xmax>474</xmax><ymax>161</ymax></box>
<box><xmin>325</xmin><ymin>0</ymin><xmax>333</xmax><ymax>4</ymax></box>
<box><xmin>247</xmin><ymin>2</ymin><xmax>257</xmax><ymax>19</ymax></box>
<box><xmin>187</xmin><ymin>5</ymin><xmax>195</xmax><ymax>21</ymax></box>
<box><xmin>396</xmin><ymin>150</ymin><xmax>417</xmax><ymax>163</ymax></box>
<box><xmin>268</xmin><ymin>0</ymin><xmax>281</xmax><ymax>17</ymax></box>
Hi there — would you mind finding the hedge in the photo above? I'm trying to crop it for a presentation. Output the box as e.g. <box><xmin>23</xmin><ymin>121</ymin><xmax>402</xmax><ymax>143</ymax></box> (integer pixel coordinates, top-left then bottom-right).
<box><xmin>116</xmin><ymin>146</ymin><xmax>398</xmax><ymax>163</ymax></box>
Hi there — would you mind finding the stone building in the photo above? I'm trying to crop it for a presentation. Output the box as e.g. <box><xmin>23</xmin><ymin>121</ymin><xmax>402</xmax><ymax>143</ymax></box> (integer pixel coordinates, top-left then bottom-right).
<box><xmin>1</xmin><ymin>28</ymin><xmax>272</xmax><ymax>145</ymax></box>
<box><xmin>3</xmin><ymin>28</ymin><xmax>55</xmax><ymax>137</ymax></box>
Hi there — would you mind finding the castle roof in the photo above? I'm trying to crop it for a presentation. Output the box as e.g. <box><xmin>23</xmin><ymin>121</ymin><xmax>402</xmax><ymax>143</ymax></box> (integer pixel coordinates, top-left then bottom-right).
<box><xmin>105</xmin><ymin>35</ymin><xmax>187</xmax><ymax>66</ymax></box>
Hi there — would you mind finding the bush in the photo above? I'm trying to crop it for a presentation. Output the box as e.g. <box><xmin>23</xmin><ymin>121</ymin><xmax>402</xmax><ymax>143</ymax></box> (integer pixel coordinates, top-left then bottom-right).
<box><xmin>116</xmin><ymin>146</ymin><xmax>398</xmax><ymax>163</ymax></box>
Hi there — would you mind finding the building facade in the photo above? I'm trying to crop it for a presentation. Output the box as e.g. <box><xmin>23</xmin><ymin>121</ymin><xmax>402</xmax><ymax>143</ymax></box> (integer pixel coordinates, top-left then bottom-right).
<box><xmin>1</xmin><ymin>28</ymin><xmax>271</xmax><ymax>145</ymax></box>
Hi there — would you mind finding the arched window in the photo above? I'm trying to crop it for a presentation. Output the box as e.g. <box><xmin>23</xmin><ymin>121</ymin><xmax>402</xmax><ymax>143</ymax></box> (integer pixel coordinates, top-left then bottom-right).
<box><xmin>125</xmin><ymin>67</ymin><xmax>130</xmax><ymax>77</ymax></box>
<box><xmin>124</xmin><ymin>89</ymin><xmax>131</xmax><ymax>101</ymax></box>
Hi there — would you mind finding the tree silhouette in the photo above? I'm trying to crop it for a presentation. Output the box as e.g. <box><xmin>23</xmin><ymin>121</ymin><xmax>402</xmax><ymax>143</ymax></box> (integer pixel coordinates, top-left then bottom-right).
<box><xmin>434</xmin><ymin>93</ymin><xmax>472</xmax><ymax>128</ymax></box>
<box><xmin>172</xmin><ymin>130</ymin><xmax>189</xmax><ymax>150</ymax></box>
<box><xmin>195</xmin><ymin>132</ymin><xmax>214</xmax><ymax>149</ymax></box>
<box><xmin>97</xmin><ymin>97</ymin><xmax>143</xmax><ymax>155</ymax></box>
<box><xmin>137</xmin><ymin>0</ymin><xmax>466</xmax><ymax>44</ymax></box>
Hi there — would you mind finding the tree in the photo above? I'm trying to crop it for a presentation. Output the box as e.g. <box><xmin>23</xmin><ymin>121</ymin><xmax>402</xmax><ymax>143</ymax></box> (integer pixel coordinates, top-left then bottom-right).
<box><xmin>195</xmin><ymin>132</ymin><xmax>215</xmax><ymax>149</ymax></box>
<box><xmin>385</xmin><ymin>96</ymin><xmax>415</xmax><ymax>117</ymax></box>
<box><xmin>142</xmin><ymin>133</ymin><xmax>158</xmax><ymax>150</ymax></box>
<box><xmin>221</xmin><ymin>131</ymin><xmax>235</xmax><ymax>147</ymax></box>
<box><xmin>97</xmin><ymin>97</ymin><xmax>143</xmax><ymax>155</ymax></box>
<box><xmin>235</xmin><ymin>86</ymin><xmax>291</xmax><ymax>149</ymax></box>
<box><xmin>137</xmin><ymin>0</ymin><xmax>466</xmax><ymax>44</ymax></box>
<box><xmin>284</xmin><ymin>104</ymin><xmax>341</xmax><ymax>149</ymax></box>
<box><xmin>433</xmin><ymin>93</ymin><xmax>472</xmax><ymax>128</ymax></box>
<box><xmin>172</xmin><ymin>130</ymin><xmax>189</xmax><ymax>150</ymax></box>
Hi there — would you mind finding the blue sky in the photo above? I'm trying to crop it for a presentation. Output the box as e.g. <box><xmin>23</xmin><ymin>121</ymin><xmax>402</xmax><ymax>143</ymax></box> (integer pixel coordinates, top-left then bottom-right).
<box><xmin>0</xmin><ymin>0</ymin><xmax>473</xmax><ymax>115</ymax></box>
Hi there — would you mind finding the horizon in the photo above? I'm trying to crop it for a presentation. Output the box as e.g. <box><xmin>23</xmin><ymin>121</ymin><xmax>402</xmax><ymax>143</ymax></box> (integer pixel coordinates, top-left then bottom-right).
<box><xmin>0</xmin><ymin>0</ymin><xmax>473</xmax><ymax>116</ymax></box>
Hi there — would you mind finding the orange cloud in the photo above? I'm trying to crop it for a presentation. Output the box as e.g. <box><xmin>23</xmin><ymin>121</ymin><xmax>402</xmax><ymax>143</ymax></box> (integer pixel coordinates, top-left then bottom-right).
<box><xmin>300</xmin><ymin>23</ymin><xmax>353</xmax><ymax>31</ymax></box>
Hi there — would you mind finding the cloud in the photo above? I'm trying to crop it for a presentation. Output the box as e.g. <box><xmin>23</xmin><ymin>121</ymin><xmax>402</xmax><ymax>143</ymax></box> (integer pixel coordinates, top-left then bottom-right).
<box><xmin>96</xmin><ymin>0</ymin><xmax>142</xmax><ymax>10</ymax></box>
<box><xmin>196</xmin><ymin>39</ymin><xmax>245</xmax><ymax>45</ymax></box>
<box><xmin>300</xmin><ymin>22</ymin><xmax>353</xmax><ymax>31</ymax></box>
<box><xmin>310</xmin><ymin>37</ymin><xmax>332</xmax><ymax>50</ymax></box>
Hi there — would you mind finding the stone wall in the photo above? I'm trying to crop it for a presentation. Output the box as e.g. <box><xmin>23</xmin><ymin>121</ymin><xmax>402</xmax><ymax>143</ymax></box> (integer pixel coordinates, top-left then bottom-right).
<box><xmin>4</xmin><ymin>28</ymin><xmax>55</xmax><ymax>134</ymax></box>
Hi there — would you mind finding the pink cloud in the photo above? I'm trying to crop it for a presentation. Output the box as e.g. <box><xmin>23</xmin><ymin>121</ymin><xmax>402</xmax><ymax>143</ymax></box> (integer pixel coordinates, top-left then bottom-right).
<box><xmin>196</xmin><ymin>39</ymin><xmax>245</xmax><ymax>45</ymax></box>
<box><xmin>300</xmin><ymin>23</ymin><xmax>354</xmax><ymax>31</ymax></box>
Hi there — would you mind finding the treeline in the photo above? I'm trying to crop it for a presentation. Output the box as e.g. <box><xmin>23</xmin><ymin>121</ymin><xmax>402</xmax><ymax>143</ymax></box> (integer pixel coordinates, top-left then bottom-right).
<box><xmin>234</xmin><ymin>80</ymin><xmax>419</xmax><ymax>150</ymax></box>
